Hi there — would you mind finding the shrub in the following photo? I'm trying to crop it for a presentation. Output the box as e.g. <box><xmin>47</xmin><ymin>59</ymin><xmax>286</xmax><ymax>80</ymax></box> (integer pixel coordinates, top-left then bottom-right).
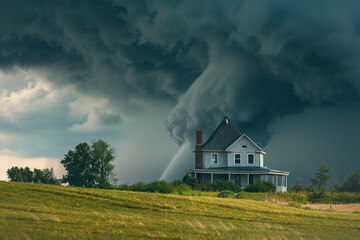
<box><xmin>235</xmin><ymin>192</ymin><xmax>248</xmax><ymax>199</ymax></box>
<box><xmin>331</xmin><ymin>193</ymin><xmax>360</xmax><ymax>203</ymax></box>
<box><xmin>171</xmin><ymin>179</ymin><xmax>184</xmax><ymax>186</ymax></box>
<box><xmin>212</xmin><ymin>180</ymin><xmax>242</xmax><ymax>192</ymax></box>
<box><xmin>117</xmin><ymin>184</ymin><xmax>130</xmax><ymax>191</ymax></box>
<box><xmin>343</xmin><ymin>169</ymin><xmax>360</xmax><ymax>193</ymax></box>
<box><xmin>130</xmin><ymin>182</ymin><xmax>149</xmax><ymax>192</ymax></box>
<box><xmin>174</xmin><ymin>184</ymin><xmax>192</xmax><ymax>194</ymax></box>
<box><xmin>183</xmin><ymin>172</ymin><xmax>198</xmax><ymax>190</ymax></box>
<box><xmin>288</xmin><ymin>184</ymin><xmax>314</xmax><ymax>193</ymax></box>
<box><xmin>244</xmin><ymin>181</ymin><xmax>276</xmax><ymax>193</ymax></box>
<box><xmin>218</xmin><ymin>190</ymin><xmax>234</xmax><ymax>198</ymax></box>
<box><xmin>308</xmin><ymin>191</ymin><xmax>328</xmax><ymax>203</ymax></box>
<box><xmin>198</xmin><ymin>183</ymin><xmax>214</xmax><ymax>191</ymax></box>
<box><xmin>148</xmin><ymin>180</ymin><xmax>174</xmax><ymax>194</ymax></box>
<box><xmin>95</xmin><ymin>182</ymin><xmax>115</xmax><ymax>189</ymax></box>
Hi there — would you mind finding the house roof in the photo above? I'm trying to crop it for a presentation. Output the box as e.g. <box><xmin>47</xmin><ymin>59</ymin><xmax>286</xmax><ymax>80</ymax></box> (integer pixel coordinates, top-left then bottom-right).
<box><xmin>200</xmin><ymin>116</ymin><xmax>242</xmax><ymax>151</ymax></box>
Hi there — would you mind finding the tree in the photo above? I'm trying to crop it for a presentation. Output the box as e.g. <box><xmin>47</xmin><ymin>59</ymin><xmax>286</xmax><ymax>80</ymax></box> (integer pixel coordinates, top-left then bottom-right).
<box><xmin>343</xmin><ymin>169</ymin><xmax>360</xmax><ymax>193</ymax></box>
<box><xmin>311</xmin><ymin>164</ymin><xmax>331</xmax><ymax>191</ymax></box>
<box><xmin>91</xmin><ymin>139</ymin><xmax>116</xmax><ymax>186</ymax></box>
<box><xmin>22</xmin><ymin>167</ymin><xmax>34</xmax><ymax>182</ymax></box>
<box><xmin>33</xmin><ymin>168</ymin><xmax>44</xmax><ymax>183</ymax></box>
<box><xmin>61</xmin><ymin>142</ymin><xmax>98</xmax><ymax>187</ymax></box>
<box><xmin>41</xmin><ymin>168</ymin><xmax>60</xmax><ymax>185</ymax></box>
<box><xmin>7</xmin><ymin>167</ymin><xmax>23</xmax><ymax>182</ymax></box>
<box><xmin>61</xmin><ymin>140</ymin><xmax>116</xmax><ymax>188</ymax></box>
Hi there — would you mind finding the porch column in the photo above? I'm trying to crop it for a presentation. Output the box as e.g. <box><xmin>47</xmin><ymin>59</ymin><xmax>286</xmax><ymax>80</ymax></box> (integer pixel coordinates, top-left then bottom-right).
<box><xmin>211</xmin><ymin>173</ymin><xmax>213</xmax><ymax>183</ymax></box>
<box><xmin>194</xmin><ymin>172</ymin><xmax>197</xmax><ymax>178</ymax></box>
<box><xmin>228</xmin><ymin>174</ymin><xmax>231</xmax><ymax>181</ymax></box>
<box><xmin>247</xmin><ymin>174</ymin><xmax>249</xmax><ymax>185</ymax></box>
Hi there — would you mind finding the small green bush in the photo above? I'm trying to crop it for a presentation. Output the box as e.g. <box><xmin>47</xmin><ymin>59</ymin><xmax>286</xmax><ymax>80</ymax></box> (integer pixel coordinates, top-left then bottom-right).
<box><xmin>130</xmin><ymin>181</ymin><xmax>149</xmax><ymax>192</ymax></box>
<box><xmin>217</xmin><ymin>190</ymin><xmax>234</xmax><ymax>198</ymax></box>
<box><xmin>174</xmin><ymin>183</ymin><xmax>192</xmax><ymax>194</ymax></box>
<box><xmin>244</xmin><ymin>181</ymin><xmax>276</xmax><ymax>193</ymax></box>
<box><xmin>235</xmin><ymin>192</ymin><xmax>248</xmax><ymax>199</ymax></box>
<box><xmin>212</xmin><ymin>180</ymin><xmax>242</xmax><ymax>192</ymax></box>
<box><xmin>288</xmin><ymin>184</ymin><xmax>314</xmax><ymax>193</ymax></box>
<box><xmin>183</xmin><ymin>172</ymin><xmax>198</xmax><ymax>190</ymax></box>
<box><xmin>308</xmin><ymin>191</ymin><xmax>328</xmax><ymax>203</ymax></box>
<box><xmin>198</xmin><ymin>183</ymin><xmax>214</xmax><ymax>191</ymax></box>
<box><xmin>148</xmin><ymin>180</ymin><xmax>174</xmax><ymax>194</ymax></box>
<box><xmin>94</xmin><ymin>182</ymin><xmax>115</xmax><ymax>189</ymax></box>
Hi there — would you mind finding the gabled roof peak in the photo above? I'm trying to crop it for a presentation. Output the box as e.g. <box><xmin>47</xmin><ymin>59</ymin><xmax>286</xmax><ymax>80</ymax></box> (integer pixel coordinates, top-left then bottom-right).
<box><xmin>201</xmin><ymin>116</ymin><xmax>242</xmax><ymax>151</ymax></box>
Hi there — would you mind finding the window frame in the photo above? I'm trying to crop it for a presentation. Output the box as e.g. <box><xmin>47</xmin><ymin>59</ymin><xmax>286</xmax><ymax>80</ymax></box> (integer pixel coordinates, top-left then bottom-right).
<box><xmin>247</xmin><ymin>153</ymin><xmax>254</xmax><ymax>165</ymax></box>
<box><xmin>234</xmin><ymin>153</ymin><xmax>241</xmax><ymax>165</ymax></box>
<box><xmin>211</xmin><ymin>153</ymin><xmax>218</xmax><ymax>165</ymax></box>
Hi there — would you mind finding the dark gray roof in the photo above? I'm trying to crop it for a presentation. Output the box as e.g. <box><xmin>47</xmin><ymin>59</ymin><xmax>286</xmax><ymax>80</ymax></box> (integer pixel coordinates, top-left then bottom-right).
<box><xmin>201</xmin><ymin>116</ymin><xmax>242</xmax><ymax>150</ymax></box>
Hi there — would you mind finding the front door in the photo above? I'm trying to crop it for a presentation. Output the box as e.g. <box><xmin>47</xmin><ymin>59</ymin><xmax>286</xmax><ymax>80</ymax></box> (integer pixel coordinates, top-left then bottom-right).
<box><xmin>249</xmin><ymin>174</ymin><xmax>254</xmax><ymax>185</ymax></box>
<box><xmin>235</xmin><ymin>175</ymin><xmax>241</xmax><ymax>185</ymax></box>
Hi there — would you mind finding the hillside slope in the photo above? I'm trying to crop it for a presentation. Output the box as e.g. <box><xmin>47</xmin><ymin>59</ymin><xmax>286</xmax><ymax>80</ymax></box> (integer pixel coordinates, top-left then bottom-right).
<box><xmin>0</xmin><ymin>182</ymin><xmax>359</xmax><ymax>239</ymax></box>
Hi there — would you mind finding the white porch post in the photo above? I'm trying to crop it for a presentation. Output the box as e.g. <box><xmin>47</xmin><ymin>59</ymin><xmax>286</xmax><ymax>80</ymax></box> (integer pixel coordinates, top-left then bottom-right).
<box><xmin>194</xmin><ymin>172</ymin><xmax>197</xmax><ymax>178</ymax></box>
<box><xmin>247</xmin><ymin>174</ymin><xmax>249</xmax><ymax>185</ymax></box>
<box><xmin>228</xmin><ymin>174</ymin><xmax>231</xmax><ymax>181</ymax></box>
<box><xmin>211</xmin><ymin>173</ymin><xmax>213</xmax><ymax>183</ymax></box>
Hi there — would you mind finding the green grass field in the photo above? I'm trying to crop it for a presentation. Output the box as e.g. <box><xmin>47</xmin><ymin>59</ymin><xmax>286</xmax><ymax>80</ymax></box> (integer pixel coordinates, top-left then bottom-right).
<box><xmin>0</xmin><ymin>181</ymin><xmax>359</xmax><ymax>239</ymax></box>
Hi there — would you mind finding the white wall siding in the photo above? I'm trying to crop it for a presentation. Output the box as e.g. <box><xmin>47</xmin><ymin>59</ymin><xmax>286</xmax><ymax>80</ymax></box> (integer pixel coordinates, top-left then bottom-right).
<box><xmin>202</xmin><ymin>152</ymin><xmax>227</xmax><ymax>168</ymax></box>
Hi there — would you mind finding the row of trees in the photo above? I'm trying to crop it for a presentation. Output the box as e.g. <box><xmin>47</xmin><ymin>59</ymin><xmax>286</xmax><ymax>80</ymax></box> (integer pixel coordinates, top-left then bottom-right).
<box><xmin>6</xmin><ymin>139</ymin><xmax>116</xmax><ymax>188</ymax></box>
<box><xmin>290</xmin><ymin>164</ymin><xmax>360</xmax><ymax>193</ymax></box>
<box><xmin>7</xmin><ymin>167</ymin><xmax>59</xmax><ymax>184</ymax></box>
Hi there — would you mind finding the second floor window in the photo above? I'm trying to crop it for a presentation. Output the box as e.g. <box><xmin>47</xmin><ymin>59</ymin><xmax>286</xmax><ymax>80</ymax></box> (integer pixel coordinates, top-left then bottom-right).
<box><xmin>234</xmin><ymin>153</ymin><xmax>241</xmax><ymax>164</ymax></box>
<box><xmin>248</xmin><ymin>154</ymin><xmax>254</xmax><ymax>164</ymax></box>
<box><xmin>211</xmin><ymin>153</ymin><xmax>218</xmax><ymax>165</ymax></box>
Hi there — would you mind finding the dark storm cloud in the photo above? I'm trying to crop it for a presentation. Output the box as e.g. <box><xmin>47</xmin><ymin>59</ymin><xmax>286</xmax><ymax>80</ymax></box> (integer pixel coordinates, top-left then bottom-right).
<box><xmin>0</xmin><ymin>0</ymin><xmax>360</xmax><ymax>146</ymax></box>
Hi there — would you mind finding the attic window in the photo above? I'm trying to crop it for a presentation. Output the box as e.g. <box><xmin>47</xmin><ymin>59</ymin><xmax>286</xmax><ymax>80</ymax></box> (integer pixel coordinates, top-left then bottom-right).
<box><xmin>242</xmin><ymin>145</ymin><xmax>247</xmax><ymax>148</ymax></box>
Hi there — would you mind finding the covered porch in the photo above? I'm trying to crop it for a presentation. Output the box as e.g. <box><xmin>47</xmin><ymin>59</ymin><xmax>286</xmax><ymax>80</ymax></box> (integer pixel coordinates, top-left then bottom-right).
<box><xmin>191</xmin><ymin>168</ymin><xmax>289</xmax><ymax>192</ymax></box>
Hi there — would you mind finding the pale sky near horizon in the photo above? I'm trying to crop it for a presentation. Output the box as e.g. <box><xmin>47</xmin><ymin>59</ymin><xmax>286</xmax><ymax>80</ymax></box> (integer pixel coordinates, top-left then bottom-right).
<box><xmin>1</xmin><ymin>0</ymin><xmax>360</xmax><ymax>186</ymax></box>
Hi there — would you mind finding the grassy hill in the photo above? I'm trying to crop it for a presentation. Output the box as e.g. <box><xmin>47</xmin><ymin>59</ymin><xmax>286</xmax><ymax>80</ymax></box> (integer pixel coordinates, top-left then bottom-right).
<box><xmin>0</xmin><ymin>182</ymin><xmax>359</xmax><ymax>239</ymax></box>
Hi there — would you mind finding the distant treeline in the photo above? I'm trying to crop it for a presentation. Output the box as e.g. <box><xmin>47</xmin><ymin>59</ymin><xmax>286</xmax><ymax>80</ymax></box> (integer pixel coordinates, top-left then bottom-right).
<box><xmin>7</xmin><ymin>167</ymin><xmax>59</xmax><ymax>185</ymax></box>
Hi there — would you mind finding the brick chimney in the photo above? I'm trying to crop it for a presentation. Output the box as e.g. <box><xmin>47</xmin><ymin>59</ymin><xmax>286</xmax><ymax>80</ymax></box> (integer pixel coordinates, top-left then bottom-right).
<box><xmin>195</xmin><ymin>130</ymin><xmax>202</xmax><ymax>169</ymax></box>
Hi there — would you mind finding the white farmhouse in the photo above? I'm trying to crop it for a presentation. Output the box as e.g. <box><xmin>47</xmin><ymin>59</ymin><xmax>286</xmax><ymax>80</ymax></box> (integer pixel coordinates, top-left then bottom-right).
<box><xmin>192</xmin><ymin>116</ymin><xmax>289</xmax><ymax>192</ymax></box>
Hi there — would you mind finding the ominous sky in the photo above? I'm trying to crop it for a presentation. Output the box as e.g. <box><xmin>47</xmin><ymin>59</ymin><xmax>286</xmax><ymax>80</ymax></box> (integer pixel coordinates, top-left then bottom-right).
<box><xmin>1</xmin><ymin>0</ymin><xmax>359</xmax><ymax>186</ymax></box>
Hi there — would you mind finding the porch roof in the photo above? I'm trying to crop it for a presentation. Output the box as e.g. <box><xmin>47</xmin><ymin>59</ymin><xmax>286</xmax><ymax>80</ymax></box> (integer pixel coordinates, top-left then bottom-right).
<box><xmin>191</xmin><ymin>167</ymin><xmax>289</xmax><ymax>176</ymax></box>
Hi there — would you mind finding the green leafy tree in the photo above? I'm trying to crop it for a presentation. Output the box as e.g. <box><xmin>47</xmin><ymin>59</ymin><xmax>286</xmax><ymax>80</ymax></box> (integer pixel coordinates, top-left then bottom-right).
<box><xmin>41</xmin><ymin>168</ymin><xmax>60</xmax><ymax>185</ymax></box>
<box><xmin>91</xmin><ymin>139</ymin><xmax>116</xmax><ymax>186</ymax></box>
<box><xmin>22</xmin><ymin>167</ymin><xmax>34</xmax><ymax>182</ymax></box>
<box><xmin>61</xmin><ymin>142</ymin><xmax>98</xmax><ymax>187</ymax></box>
<box><xmin>33</xmin><ymin>168</ymin><xmax>44</xmax><ymax>183</ymax></box>
<box><xmin>7</xmin><ymin>167</ymin><xmax>23</xmax><ymax>182</ymax></box>
<box><xmin>343</xmin><ymin>169</ymin><xmax>360</xmax><ymax>193</ymax></box>
<box><xmin>311</xmin><ymin>164</ymin><xmax>331</xmax><ymax>191</ymax></box>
